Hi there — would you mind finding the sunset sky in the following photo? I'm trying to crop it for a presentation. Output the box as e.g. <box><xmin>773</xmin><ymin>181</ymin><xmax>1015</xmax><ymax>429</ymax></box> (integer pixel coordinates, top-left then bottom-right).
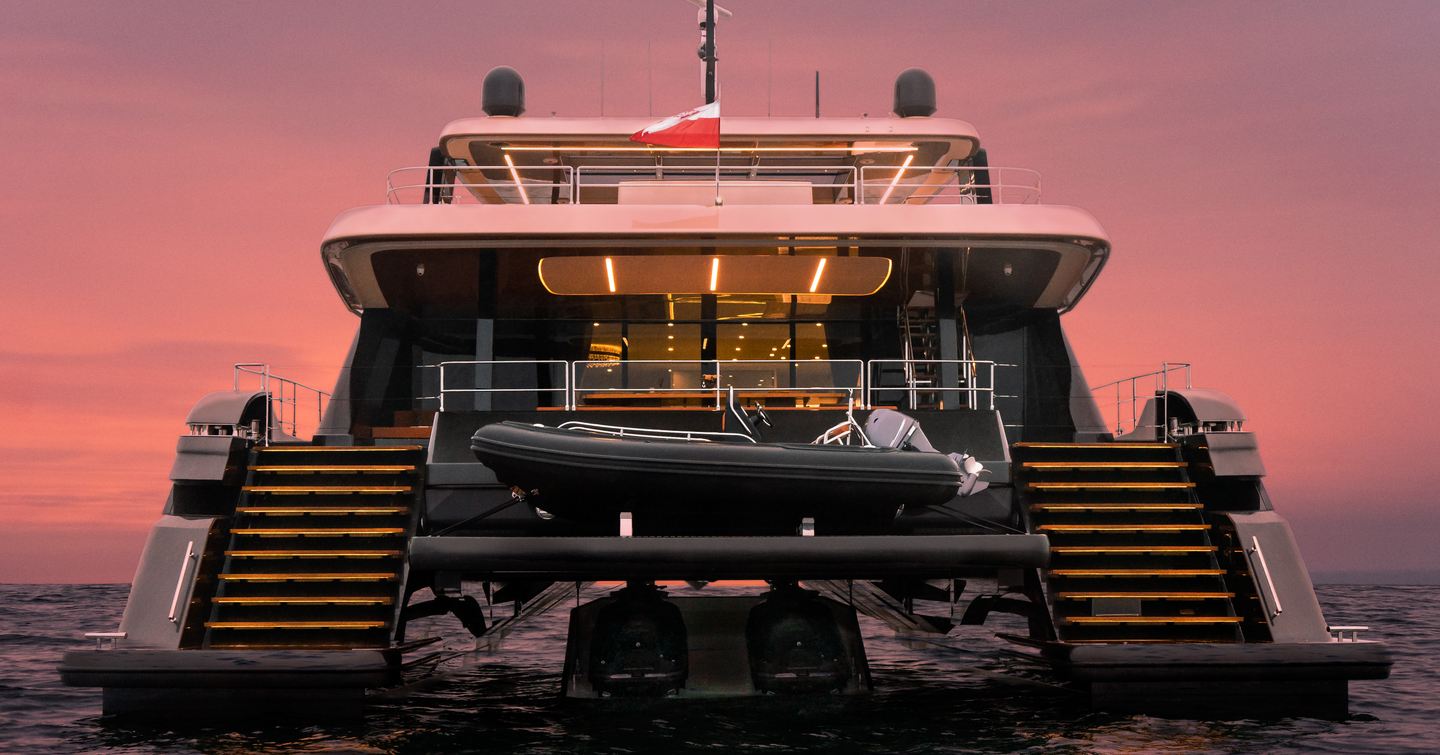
<box><xmin>2</xmin><ymin>1</ymin><xmax>1437</xmax><ymax>583</ymax></box>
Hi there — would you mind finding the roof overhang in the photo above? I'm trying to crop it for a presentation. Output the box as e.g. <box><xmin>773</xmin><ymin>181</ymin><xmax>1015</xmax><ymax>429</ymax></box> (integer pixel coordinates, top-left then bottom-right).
<box><xmin>320</xmin><ymin>203</ymin><xmax>1110</xmax><ymax>316</ymax></box>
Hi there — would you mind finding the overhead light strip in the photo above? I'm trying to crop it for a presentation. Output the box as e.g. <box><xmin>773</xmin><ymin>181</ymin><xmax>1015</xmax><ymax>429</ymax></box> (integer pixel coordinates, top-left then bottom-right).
<box><xmin>604</xmin><ymin>257</ymin><xmax>616</xmax><ymax>293</ymax></box>
<box><xmin>709</xmin><ymin>257</ymin><xmax>720</xmax><ymax>292</ymax></box>
<box><xmin>502</xmin><ymin>153</ymin><xmax>531</xmax><ymax>205</ymax></box>
<box><xmin>878</xmin><ymin>154</ymin><xmax>915</xmax><ymax>205</ymax></box>
<box><xmin>809</xmin><ymin>258</ymin><xmax>827</xmax><ymax>293</ymax></box>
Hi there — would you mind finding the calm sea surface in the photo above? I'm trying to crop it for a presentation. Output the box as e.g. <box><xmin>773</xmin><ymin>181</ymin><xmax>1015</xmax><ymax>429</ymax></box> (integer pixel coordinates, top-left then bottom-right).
<box><xmin>2</xmin><ymin>583</ymin><xmax>1436</xmax><ymax>753</ymax></box>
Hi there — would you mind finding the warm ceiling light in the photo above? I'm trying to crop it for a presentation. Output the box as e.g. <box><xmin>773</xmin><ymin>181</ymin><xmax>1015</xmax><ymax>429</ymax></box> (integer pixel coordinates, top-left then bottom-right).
<box><xmin>503</xmin><ymin>153</ymin><xmax>531</xmax><ymax>206</ymax></box>
<box><xmin>878</xmin><ymin>154</ymin><xmax>916</xmax><ymax>205</ymax></box>
<box><xmin>809</xmin><ymin>258</ymin><xmax>827</xmax><ymax>293</ymax></box>
<box><xmin>604</xmin><ymin>257</ymin><xmax>616</xmax><ymax>292</ymax></box>
<box><xmin>709</xmin><ymin>257</ymin><xmax>720</xmax><ymax>292</ymax></box>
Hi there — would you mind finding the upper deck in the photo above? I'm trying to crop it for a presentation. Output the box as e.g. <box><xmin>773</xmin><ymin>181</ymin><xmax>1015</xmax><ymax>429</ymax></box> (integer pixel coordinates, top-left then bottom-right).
<box><xmin>320</xmin><ymin>115</ymin><xmax>1110</xmax><ymax>315</ymax></box>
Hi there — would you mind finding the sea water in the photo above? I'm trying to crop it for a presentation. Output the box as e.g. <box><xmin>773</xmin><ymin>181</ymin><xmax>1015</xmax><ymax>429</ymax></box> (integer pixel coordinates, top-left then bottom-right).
<box><xmin>2</xmin><ymin>583</ymin><xmax>1436</xmax><ymax>753</ymax></box>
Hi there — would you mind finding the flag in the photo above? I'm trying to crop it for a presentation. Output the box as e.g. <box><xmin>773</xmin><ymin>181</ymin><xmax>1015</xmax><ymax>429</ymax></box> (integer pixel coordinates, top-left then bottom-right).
<box><xmin>629</xmin><ymin>101</ymin><xmax>720</xmax><ymax>149</ymax></box>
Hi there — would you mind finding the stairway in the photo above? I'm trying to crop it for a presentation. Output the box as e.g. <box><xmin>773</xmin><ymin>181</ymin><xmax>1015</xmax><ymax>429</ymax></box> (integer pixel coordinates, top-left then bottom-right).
<box><xmin>895</xmin><ymin>305</ymin><xmax>940</xmax><ymax>409</ymax></box>
<box><xmin>1014</xmin><ymin>441</ymin><xmax>1242</xmax><ymax>643</ymax></box>
<box><xmin>203</xmin><ymin>445</ymin><xmax>425</xmax><ymax>649</ymax></box>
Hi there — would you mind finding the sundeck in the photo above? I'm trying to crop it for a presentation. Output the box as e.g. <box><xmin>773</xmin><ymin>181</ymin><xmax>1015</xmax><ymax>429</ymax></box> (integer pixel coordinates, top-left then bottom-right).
<box><xmin>61</xmin><ymin>56</ymin><xmax>1388</xmax><ymax>715</ymax></box>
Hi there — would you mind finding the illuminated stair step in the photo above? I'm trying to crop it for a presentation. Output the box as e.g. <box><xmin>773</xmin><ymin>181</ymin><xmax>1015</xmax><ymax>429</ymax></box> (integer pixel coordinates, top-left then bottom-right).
<box><xmin>1056</xmin><ymin>592</ymin><xmax>1234</xmax><ymax>600</ymax></box>
<box><xmin>1031</xmin><ymin>503</ymin><xmax>1202</xmax><ymax>512</ymax></box>
<box><xmin>236</xmin><ymin>507</ymin><xmax>410</xmax><ymax>516</ymax></box>
<box><xmin>1051</xmin><ymin>545</ymin><xmax>1217</xmax><ymax>554</ymax></box>
<box><xmin>259</xmin><ymin>446</ymin><xmax>424</xmax><ymax>453</ymax></box>
<box><xmin>225</xmin><ymin>550</ymin><xmax>402</xmax><ymax>559</ymax></box>
<box><xmin>1039</xmin><ymin>524</ymin><xmax>1210</xmax><ymax>533</ymax></box>
<box><xmin>1022</xmin><ymin>461</ymin><xmax>1187</xmax><ymax>470</ymax></box>
<box><xmin>1013</xmin><ymin>442</ymin><xmax>1175</xmax><ymax>449</ymax></box>
<box><xmin>206</xmin><ymin>621</ymin><xmax>387</xmax><ymax>630</ymax></box>
<box><xmin>231</xmin><ymin>528</ymin><xmax>406</xmax><ymax>537</ymax></box>
<box><xmin>218</xmin><ymin>573</ymin><xmax>397</xmax><ymax>582</ymax></box>
<box><xmin>241</xmin><ymin>486</ymin><xmax>412</xmax><ymax>495</ymax></box>
<box><xmin>250</xmin><ymin>465</ymin><xmax>415</xmax><ymax>474</ymax></box>
<box><xmin>1062</xmin><ymin>616</ymin><xmax>1243</xmax><ymax>625</ymax></box>
<box><xmin>213</xmin><ymin>596</ymin><xmax>393</xmax><ymax>605</ymax></box>
<box><xmin>1049</xmin><ymin>569</ymin><xmax>1225</xmax><ymax>577</ymax></box>
<box><xmin>1026</xmin><ymin>481</ymin><xmax>1195</xmax><ymax>490</ymax></box>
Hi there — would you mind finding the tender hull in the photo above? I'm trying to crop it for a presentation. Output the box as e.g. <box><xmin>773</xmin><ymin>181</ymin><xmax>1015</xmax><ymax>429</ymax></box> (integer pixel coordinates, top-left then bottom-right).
<box><xmin>470</xmin><ymin>421</ymin><xmax>962</xmax><ymax>529</ymax></box>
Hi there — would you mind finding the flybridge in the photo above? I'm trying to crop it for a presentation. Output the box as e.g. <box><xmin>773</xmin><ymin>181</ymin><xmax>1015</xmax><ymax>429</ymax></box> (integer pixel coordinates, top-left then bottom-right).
<box><xmin>382</xmin><ymin>67</ymin><xmax>1042</xmax><ymax>207</ymax></box>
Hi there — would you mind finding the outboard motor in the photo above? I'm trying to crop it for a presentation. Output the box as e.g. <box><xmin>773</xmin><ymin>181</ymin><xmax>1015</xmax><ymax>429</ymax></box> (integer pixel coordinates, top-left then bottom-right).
<box><xmin>746</xmin><ymin>583</ymin><xmax>850</xmax><ymax>694</ymax></box>
<box><xmin>588</xmin><ymin>582</ymin><xmax>688</xmax><ymax>696</ymax></box>
<box><xmin>866</xmin><ymin>408</ymin><xmax>988</xmax><ymax>495</ymax></box>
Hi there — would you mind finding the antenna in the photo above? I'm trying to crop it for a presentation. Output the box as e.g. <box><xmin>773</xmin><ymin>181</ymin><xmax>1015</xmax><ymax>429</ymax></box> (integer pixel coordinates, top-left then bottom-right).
<box><xmin>815</xmin><ymin>71</ymin><xmax>821</xmax><ymax>118</ymax></box>
<box><xmin>686</xmin><ymin>0</ymin><xmax>732</xmax><ymax>104</ymax></box>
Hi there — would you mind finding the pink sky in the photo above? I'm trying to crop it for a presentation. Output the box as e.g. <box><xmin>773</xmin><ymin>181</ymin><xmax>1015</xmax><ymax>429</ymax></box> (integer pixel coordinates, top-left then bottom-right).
<box><xmin>2</xmin><ymin>1</ymin><xmax>1437</xmax><ymax>582</ymax></box>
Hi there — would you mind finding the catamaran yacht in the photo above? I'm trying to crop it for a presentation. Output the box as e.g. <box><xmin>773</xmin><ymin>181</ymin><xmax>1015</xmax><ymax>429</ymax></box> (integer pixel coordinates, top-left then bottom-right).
<box><xmin>61</xmin><ymin>60</ymin><xmax>1389</xmax><ymax>714</ymax></box>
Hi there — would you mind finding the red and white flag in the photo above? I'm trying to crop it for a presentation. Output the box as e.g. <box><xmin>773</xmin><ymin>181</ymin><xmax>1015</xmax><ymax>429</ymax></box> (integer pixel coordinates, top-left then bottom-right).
<box><xmin>629</xmin><ymin>101</ymin><xmax>720</xmax><ymax>149</ymax></box>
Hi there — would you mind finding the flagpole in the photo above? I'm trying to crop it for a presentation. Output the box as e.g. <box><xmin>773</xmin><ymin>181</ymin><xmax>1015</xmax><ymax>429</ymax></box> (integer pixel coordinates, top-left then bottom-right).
<box><xmin>705</xmin><ymin>0</ymin><xmax>721</xmax><ymax>205</ymax></box>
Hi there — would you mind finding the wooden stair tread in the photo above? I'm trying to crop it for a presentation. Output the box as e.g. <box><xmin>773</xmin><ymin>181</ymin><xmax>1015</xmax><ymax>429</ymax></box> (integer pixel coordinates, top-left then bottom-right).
<box><xmin>218</xmin><ymin>573</ymin><xmax>397</xmax><ymax>581</ymax></box>
<box><xmin>206</xmin><ymin>621</ymin><xmax>387</xmax><ymax>630</ymax></box>
<box><xmin>1032</xmin><ymin>503</ymin><xmax>1202</xmax><ymax>512</ymax></box>
<box><xmin>250</xmin><ymin>465</ymin><xmax>416</xmax><ymax>473</ymax></box>
<box><xmin>225</xmin><ymin>549</ymin><xmax>402</xmax><ymax>558</ymax></box>
<box><xmin>231</xmin><ymin>528</ymin><xmax>406</xmax><ymax>536</ymax></box>
<box><xmin>1063</xmin><ymin>616</ymin><xmax>1243</xmax><ymax>625</ymax></box>
<box><xmin>1050</xmin><ymin>569</ymin><xmax>1225</xmax><ymax>577</ymax></box>
<box><xmin>1022</xmin><ymin>461</ymin><xmax>1186</xmax><ymax>469</ymax></box>
<box><xmin>1013</xmin><ymin>442</ymin><xmax>1175</xmax><ymax>449</ymax></box>
<box><xmin>213</xmin><ymin>596</ymin><xmax>393</xmax><ymax>605</ymax></box>
<box><xmin>1026</xmin><ymin>481</ymin><xmax>1195</xmax><ymax>490</ymax></box>
<box><xmin>259</xmin><ymin>446</ymin><xmax>423</xmax><ymax>452</ymax></box>
<box><xmin>1039</xmin><ymin>524</ymin><xmax>1211</xmax><ymax>532</ymax></box>
<box><xmin>242</xmin><ymin>486</ymin><xmax>412</xmax><ymax>494</ymax></box>
<box><xmin>236</xmin><ymin>507</ymin><xmax>410</xmax><ymax>516</ymax></box>
<box><xmin>1051</xmin><ymin>545</ymin><xmax>1217</xmax><ymax>554</ymax></box>
<box><xmin>1057</xmin><ymin>592</ymin><xmax>1234</xmax><ymax>600</ymax></box>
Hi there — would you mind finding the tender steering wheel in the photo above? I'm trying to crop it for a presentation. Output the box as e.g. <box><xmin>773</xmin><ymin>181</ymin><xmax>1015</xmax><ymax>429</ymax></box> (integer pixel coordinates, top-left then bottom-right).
<box><xmin>750</xmin><ymin>403</ymin><xmax>773</xmax><ymax>429</ymax></box>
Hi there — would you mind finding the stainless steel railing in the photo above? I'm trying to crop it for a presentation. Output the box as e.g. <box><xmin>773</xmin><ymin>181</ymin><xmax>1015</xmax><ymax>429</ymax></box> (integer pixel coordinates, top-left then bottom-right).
<box><xmin>1089</xmin><ymin>362</ymin><xmax>1192</xmax><ymax>440</ymax></box>
<box><xmin>232</xmin><ymin>363</ymin><xmax>331</xmax><ymax>444</ymax></box>
<box><xmin>384</xmin><ymin>163</ymin><xmax>1042</xmax><ymax>206</ymax></box>
<box><xmin>867</xmin><ymin>359</ymin><xmax>999</xmax><ymax>410</ymax></box>
<box><xmin>427</xmin><ymin>357</ymin><xmax>1005</xmax><ymax>413</ymax></box>
<box><xmin>436</xmin><ymin>360</ymin><xmax>570</xmax><ymax>411</ymax></box>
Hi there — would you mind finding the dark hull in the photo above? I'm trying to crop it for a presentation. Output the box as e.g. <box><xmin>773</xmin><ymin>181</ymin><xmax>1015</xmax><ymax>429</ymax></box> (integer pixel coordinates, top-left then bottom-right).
<box><xmin>470</xmin><ymin>421</ymin><xmax>962</xmax><ymax>529</ymax></box>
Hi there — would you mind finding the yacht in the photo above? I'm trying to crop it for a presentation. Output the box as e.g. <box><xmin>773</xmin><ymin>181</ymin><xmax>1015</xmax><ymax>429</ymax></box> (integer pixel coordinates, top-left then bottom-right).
<box><xmin>60</xmin><ymin>59</ymin><xmax>1389</xmax><ymax>715</ymax></box>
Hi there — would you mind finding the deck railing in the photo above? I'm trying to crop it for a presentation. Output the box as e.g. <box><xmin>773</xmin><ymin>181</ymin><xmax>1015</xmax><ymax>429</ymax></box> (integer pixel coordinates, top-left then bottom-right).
<box><xmin>231</xmin><ymin>363</ymin><xmax>331</xmax><ymax>443</ymax></box>
<box><xmin>429</xmin><ymin>357</ymin><xmax>998</xmax><ymax>413</ymax></box>
<box><xmin>384</xmin><ymin>163</ymin><xmax>1041</xmax><ymax>206</ymax></box>
<box><xmin>1089</xmin><ymin>362</ymin><xmax>1192</xmax><ymax>440</ymax></box>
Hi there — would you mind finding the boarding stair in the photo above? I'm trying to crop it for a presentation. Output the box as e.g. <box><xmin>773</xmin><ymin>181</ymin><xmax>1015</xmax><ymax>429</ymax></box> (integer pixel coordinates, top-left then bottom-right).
<box><xmin>1014</xmin><ymin>441</ymin><xmax>1242</xmax><ymax>643</ymax></box>
<box><xmin>203</xmin><ymin>445</ymin><xmax>425</xmax><ymax>649</ymax></box>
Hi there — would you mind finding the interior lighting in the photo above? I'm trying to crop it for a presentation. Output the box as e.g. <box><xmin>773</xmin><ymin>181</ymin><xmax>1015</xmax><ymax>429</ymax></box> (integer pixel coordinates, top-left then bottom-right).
<box><xmin>604</xmin><ymin>257</ymin><xmax>616</xmax><ymax>293</ymax></box>
<box><xmin>878</xmin><ymin>154</ymin><xmax>916</xmax><ymax>205</ymax></box>
<box><xmin>503</xmin><ymin>153</ymin><xmax>531</xmax><ymax>205</ymax></box>
<box><xmin>709</xmin><ymin>257</ymin><xmax>720</xmax><ymax>292</ymax></box>
<box><xmin>808</xmin><ymin>258</ymin><xmax>827</xmax><ymax>293</ymax></box>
